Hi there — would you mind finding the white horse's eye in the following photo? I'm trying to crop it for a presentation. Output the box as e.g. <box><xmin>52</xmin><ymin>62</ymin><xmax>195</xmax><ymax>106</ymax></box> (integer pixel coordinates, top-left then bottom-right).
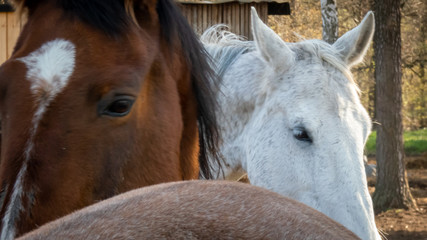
<box><xmin>293</xmin><ymin>128</ymin><xmax>312</xmax><ymax>143</ymax></box>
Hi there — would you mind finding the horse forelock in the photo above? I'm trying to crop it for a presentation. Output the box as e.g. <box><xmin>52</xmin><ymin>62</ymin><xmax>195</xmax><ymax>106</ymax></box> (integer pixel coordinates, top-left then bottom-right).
<box><xmin>60</xmin><ymin>0</ymin><xmax>131</xmax><ymax>36</ymax></box>
<box><xmin>13</xmin><ymin>0</ymin><xmax>134</xmax><ymax>37</ymax></box>
<box><xmin>296</xmin><ymin>39</ymin><xmax>360</xmax><ymax>94</ymax></box>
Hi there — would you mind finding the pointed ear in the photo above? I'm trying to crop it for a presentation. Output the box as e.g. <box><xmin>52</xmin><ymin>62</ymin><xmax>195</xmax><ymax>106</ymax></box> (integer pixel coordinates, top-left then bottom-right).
<box><xmin>333</xmin><ymin>11</ymin><xmax>375</xmax><ymax>67</ymax></box>
<box><xmin>251</xmin><ymin>7</ymin><xmax>294</xmax><ymax>72</ymax></box>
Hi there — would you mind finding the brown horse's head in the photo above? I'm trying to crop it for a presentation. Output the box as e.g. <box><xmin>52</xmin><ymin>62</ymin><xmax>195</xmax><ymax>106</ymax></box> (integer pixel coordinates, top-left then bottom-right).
<box><xmin>0</xmin><ymin>0</ymin><xmax>220</xmax><ymax>238</ymax></box>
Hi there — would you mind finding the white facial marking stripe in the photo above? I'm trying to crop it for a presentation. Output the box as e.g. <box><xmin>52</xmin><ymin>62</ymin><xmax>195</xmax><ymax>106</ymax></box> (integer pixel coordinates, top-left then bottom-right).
<box><xmin>19</xmin><ymin>39</ymin><xmax>76</xmax><ymax>99</ymax></box>
<box><xmin>1</xmin><ymin>39</ymin><xmax>76</xmax><ymax>240</ymax></box>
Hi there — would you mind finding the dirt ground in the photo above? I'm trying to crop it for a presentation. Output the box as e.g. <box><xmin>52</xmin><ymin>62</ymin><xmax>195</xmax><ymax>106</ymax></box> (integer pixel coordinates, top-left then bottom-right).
<box><xmin>368</xmin><ymin>154</ymin><xmax>427</xmax><ymax>240</ymax></box>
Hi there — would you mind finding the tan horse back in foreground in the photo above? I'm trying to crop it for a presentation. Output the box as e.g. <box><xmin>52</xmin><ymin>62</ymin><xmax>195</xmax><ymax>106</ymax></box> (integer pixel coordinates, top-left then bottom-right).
<box><xmin>19</xmin><ymin>181</ymin><xmax>359</xmax><ymax>240</ymax></box>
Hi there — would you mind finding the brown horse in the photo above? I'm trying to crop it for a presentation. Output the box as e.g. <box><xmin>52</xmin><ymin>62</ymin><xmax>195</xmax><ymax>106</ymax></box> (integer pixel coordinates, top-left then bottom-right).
<box><xmin>17</xmin><ymin>181</ymin><xmax>360</xmax><ymax>240</ymax></box>
<box><xmin>0</xmin><ymin>0</ymin><xmax>220</xmax><ymax>238</ymax></box>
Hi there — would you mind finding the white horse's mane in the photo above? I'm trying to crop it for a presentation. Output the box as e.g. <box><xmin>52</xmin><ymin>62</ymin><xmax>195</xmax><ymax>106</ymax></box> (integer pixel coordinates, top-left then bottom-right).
<box><xmin>201</xmin><ymin>25</ymin><xmax>254</xmax><ymax>78</ymax></box>
<box><xmin>201</xmin><ymin>25</ymin><xmax>358</xmax><ymax>91</ymax></box>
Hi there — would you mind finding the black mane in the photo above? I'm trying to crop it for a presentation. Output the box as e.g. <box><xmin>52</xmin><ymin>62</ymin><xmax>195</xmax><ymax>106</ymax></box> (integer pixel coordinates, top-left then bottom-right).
<box><xmin>59</xmin><ymin>0</ymin><xmax>129</xmax><ymax>36</ymax></box>
<box><xmin>157</xmin><ymin>0</ymin><xmax>222</xmax><ymax>179</ymax></box>
<box><xmin>56</xmin><ymin>0</ymin><xmax>222</xmax><ymax>178</ymax></box>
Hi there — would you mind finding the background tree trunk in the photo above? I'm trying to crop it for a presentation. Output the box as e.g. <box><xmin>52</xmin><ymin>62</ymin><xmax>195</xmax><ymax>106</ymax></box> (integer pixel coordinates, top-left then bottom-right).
<box><xmin>320</xmin><ymin>0</ymin><xmax>338</xmax><ymax>44</ymax></box>
<box><xmin>372</xmin><ymin>0</ymin><xmax>417</xmax><ymax>213</ymax></box>
<box><xmin>418</xmin><ymin>3</ymin><xmax>426</xmax><ymax>128</ymax></box>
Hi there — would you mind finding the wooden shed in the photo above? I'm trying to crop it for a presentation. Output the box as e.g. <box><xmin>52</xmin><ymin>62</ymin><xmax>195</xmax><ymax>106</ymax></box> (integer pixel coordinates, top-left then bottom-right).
<box><xmin>0</xmin><ymin>0</ymin><xmax>25</xmax><ymax>64</ymax></box>
<box><xmin>178</xmin><ymin>0</ymin><xmax>290</xmax><ymax>39</ymax></box>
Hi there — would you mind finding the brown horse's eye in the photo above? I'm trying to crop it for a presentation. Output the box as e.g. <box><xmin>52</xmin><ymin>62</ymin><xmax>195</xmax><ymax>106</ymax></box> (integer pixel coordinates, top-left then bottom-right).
<box><xmin>103</xmin><ymin>98</ymin><xmax>134</xmax><ymax>117</ymax></box>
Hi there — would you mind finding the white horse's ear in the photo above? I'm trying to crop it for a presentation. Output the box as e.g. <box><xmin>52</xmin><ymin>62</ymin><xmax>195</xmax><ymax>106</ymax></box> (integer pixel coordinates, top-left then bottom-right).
<box><xmin>333</xmin><ymin>11</ymin><xmax>375</xmax><ymax>67</ymax></box>
<box><xmin>251</xmin><ymin>7</ymin><xmax>294</xmax><ymax>71</ymax></box>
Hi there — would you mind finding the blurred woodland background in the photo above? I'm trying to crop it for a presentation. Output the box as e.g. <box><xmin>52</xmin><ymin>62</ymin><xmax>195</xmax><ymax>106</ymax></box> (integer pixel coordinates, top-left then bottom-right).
<box><xmin>269</xmin><ymin>0</ymin><xmax>426</xmax><ymax>131</ymax></box>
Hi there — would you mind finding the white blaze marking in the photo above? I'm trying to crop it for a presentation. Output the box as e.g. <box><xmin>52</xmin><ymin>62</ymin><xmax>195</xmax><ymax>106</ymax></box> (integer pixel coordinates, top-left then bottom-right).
<box><xmin>1</xmin><ymin>39</ymin><xmax>76</xmax><ymax>240</ymax></box>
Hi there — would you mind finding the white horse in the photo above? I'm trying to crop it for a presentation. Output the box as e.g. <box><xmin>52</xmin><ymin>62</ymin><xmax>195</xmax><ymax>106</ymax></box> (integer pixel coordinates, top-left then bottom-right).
<box><xmin>202</xmin><ymin>8</ymin><xmax>380</xmax><ymax>240</ymax></box>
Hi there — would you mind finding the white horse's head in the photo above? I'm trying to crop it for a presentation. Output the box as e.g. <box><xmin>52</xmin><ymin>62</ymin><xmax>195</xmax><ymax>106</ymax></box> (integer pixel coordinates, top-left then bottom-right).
<box><xmin>248</xmin><ymin>9</ymin><xmax>378</xmax><ymax>239</ymax></box>
<box><xmin>203</xmin><ymin>9</ymin><xmax>379</xmax><ymax>240</ymax></box>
